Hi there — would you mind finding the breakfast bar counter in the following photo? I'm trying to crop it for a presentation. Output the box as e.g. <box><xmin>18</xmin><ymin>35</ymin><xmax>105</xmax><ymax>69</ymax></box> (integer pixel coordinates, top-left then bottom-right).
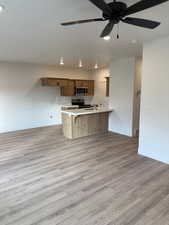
<box><xmin>61</xmin><ymin>107</ymin><xmax>113</xmax><ymax>139</ymax></box>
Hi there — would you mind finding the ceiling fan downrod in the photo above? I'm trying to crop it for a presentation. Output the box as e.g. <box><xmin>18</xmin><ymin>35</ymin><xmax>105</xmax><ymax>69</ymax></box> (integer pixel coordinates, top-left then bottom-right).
<box><xmin>117</xmin><ymin>24</ymin><xmax>119</xmax><ymax>39</ymax></box>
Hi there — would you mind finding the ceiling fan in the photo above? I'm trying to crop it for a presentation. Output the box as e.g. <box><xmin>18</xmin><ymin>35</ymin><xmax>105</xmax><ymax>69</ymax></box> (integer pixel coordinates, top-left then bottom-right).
<box><xmin>61</xmin><ymin>0</ymin><xmax>169</xmax><ymax>38</ymax></box>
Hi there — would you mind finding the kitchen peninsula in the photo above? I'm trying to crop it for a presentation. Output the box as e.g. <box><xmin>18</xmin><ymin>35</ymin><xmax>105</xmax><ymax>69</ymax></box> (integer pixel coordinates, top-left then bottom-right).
<box><xmin>62</xmin><ymin>107</ymin><xmax>113</xmax><ymax>139</ymax></box>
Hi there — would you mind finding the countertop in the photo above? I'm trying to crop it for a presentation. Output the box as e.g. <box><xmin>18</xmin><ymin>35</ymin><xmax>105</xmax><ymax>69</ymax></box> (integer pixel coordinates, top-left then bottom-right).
<box><xmin>61</xmin><ymin>107</ymin><xmax>113</xmax><ymax>116</ymax></box>
<box><xmin>61</xmin><ymin>105</ymin><xmax>79</xmax><ymax>110</ymax></box>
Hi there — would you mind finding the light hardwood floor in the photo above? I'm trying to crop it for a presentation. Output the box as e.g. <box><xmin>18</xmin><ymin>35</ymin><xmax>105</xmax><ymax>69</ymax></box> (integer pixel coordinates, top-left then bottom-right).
<box><xmin>0</xmin><ymin>126</ymin><xmax>169</xmax><ymax>225</ymax></box>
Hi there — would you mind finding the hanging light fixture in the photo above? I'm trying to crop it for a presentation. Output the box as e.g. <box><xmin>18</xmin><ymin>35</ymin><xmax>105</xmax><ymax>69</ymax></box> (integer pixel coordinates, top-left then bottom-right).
<box><xmin>79</xmin><ymin>59</ymin><xmax>83</xmax><ymax>68</ymax></box>
<box><xmin>60</xmin><ymin>57</ymin><xmax>64</xmax><ymax>65</ymax></box>
<box><xmin>94</xmin><ymin>63</ymin><xmax>98</xmax><ymax>69</ymax></box>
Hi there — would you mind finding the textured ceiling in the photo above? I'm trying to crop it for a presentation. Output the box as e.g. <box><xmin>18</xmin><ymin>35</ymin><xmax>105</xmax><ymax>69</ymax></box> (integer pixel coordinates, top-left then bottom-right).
<box><xmin>0</xmin><ymin>0</ymin><xmax>169</xmax><ymax>69</ymax></box>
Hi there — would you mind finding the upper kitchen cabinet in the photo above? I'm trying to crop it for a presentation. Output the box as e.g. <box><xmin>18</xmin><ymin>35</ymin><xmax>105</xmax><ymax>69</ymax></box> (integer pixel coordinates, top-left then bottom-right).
<box><xmin>61</xmin><ymin>80</ymin><xmax>75</xmax><ymax>96</ymax></box>
<box><xmin>41</xmin><ymin>78</ymin><xmax>68</xmax><ymax>87</ymax></box>
<box><xmin>41</xmin><ymin>77</ymin><xmax>94</xmax><ymax>97</ymax></box>
<box><xmin>75</xmin><ymin>80</ymin><xmax>89</xmax><ymax>88</ymax></box>
<box><xmin>87</xmin><ymin>80</ymin><xmax>94</xmax><ymax>96</ymax></box>
<box><xmin>75</xmin><ymin>80</ymin><xmax>94</xmax><ymax>96</ymax></box>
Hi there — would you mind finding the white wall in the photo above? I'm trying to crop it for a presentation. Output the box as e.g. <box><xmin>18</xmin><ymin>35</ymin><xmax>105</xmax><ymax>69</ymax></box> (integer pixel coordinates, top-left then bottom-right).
<box><xmin>0</xmin><ymin>60</ymin><xmax>140</xmax><ymax>135</ymax></box>
<box><xmin>0</xmin><ymin>62</ymin><xmax>92</xmax><ymax>133</ymax></box>
<box><xmin>90</xmin><ymin>68</ymin><xmax>110</xmax><ymax>106</ymax></box>
<box><xmin>109</xmin><ymin>57</ymin><xmax>136</xmax><ymax>137</ymax></box>
<box><xmin>139</xmin><ymin>36</ymin><xmax>169</xmax><ymax>164</ymax></box>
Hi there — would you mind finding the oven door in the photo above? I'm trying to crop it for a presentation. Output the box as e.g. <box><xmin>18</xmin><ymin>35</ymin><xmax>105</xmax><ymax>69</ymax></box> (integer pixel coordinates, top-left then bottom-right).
<box><xmin>76</xmin><ymin>88</ymin><xmax>88</xmax><ymax>96</ymax></box>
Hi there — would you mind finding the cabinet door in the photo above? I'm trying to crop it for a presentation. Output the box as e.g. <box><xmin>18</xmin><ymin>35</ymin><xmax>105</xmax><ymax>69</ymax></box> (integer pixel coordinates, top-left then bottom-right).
<box><xmin>58</xmin><ymin>79</ymin><xmax>69</xmax><ymax>87</ymax></box>
<box><xmin>75</xmin><ymin>80</ymin><xmax>81</xmax><ymax>87</ymax></box>
<box><xmin>76</xmin><ymin>80</ymin><xmax>88</xmax><ymax>87</ymax></box>
<box><xmin>61</xmin><ymin>80</ymin><xmax>75</xmax><ymax>96</ymax></box>
<box><xmin>87</xmin><ymin>80</ymin><xmax>94</xmax><ymax>96</ymax></box>
<box><xmin>83</xmin><ymin>80</ymin><xmax>89</xmax><ymax>87</ymax></box>
<box><xmin>41</xmin><ymin>78</ymin><xmax>68</xmax><ymax>87</ymax></box>
<box><xmin>67</xmin><ymin>80</ymin><xmax>75</xmax><ymax>88</ymax></box>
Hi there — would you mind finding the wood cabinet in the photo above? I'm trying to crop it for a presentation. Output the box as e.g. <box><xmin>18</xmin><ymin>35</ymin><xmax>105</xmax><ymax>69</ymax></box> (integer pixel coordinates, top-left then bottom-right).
<box><xmin>75</xmin><ymin>80</ymin><xmax>89</xmax><ymax>88</ymax></box>
<box><xmin>75</xmin><ymin>80</ymin><xmax>94</xmax><ymax>96</ymax></box>
<box><xmin>41</xmin><ymin>78</ymin><xmax>68</xmax><ymax>87</ymax></box>
<box><xmin>61</xmin><ymin>80</ymin><xmax>75</xmax><ymax>96</ymax></box>
<box><xmin>41</xmin><ymin>77</ymin><xmax>94</xmax><ymax>96</ymax></box>
<box><xmin>62</xmin><ymin>112</ymin><xmax>109</xmax><ymax>139</ymax></box>
<box><xmin>87</xmin><ymin>80</ymin><xmax>94</xmax><ymax>96</ymax></box>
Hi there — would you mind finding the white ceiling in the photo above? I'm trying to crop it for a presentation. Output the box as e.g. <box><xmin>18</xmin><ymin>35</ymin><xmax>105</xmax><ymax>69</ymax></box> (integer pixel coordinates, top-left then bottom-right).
<box><xmin>0</xmin><ymin>0</ymin><xmax>169</xmax><ymax>69</ymax></box>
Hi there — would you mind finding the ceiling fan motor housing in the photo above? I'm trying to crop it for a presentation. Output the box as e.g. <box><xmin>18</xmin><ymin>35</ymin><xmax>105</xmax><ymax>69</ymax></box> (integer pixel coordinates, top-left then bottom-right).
<box><xmin>103</xmin><ymin>1</ymin><xmax>127</xmax><ymax>23</ymax></box>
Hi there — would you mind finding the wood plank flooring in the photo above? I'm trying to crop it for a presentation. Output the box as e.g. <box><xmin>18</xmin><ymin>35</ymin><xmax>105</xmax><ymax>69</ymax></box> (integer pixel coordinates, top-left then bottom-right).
<box><xmin>0</xmin><ymin>126</ymin><xmax>169</xmax><ymax>225</ymax></box>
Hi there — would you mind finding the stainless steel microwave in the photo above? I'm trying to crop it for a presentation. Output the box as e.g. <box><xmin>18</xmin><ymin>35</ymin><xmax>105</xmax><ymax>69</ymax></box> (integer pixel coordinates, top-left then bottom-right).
<box><xmin>76</xmin><ymin>87</ymin><xmax>88</xmax><ymax>96</ymax></box>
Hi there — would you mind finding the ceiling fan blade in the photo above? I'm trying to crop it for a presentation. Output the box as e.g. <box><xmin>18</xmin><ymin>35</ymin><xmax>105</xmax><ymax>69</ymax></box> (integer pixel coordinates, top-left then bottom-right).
<box><xmin>100</xmin><ymin>21</ymin><xmax>114</xmax><ymax>38</ymax></box>
<box><xmin>125</xmin><ymin>0</ymin><xmax>169</xmax><ymax>16</ymax></box>
<box><xmin>88</xmin><ymin>0</ymin><xmax>112</xmax><ymax>17</ymax></box>
<box><xmin>61</xmin><ymin>18</ymin><xmax>104</xmax><ymax>26</ymax></box>
<box><xmin>122</xmin><ymin>17</ymin><xmax>160</xmax><ymax>29</ymax></box>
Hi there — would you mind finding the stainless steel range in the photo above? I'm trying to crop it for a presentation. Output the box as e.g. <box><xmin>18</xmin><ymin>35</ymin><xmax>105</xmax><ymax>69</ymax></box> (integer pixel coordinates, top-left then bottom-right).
<box><xmin>72</xmin><ymin>99</ymin><xmax>93</xmax><ymax>109</ymax></box>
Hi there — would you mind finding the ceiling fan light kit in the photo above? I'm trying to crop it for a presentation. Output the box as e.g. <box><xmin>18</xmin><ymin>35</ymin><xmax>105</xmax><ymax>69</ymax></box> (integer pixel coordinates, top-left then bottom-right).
<box><xmin>60</xmin><ymin>57</ymin><xmax>64</xmax><ymax>65</ymax></box>
<box><xmin>61</xmin><ymin>0</ymin><xmax>169</xmax><ymax>39</ymax></box>
<box><xmin>0</xmin><ymin>5</ymin><xmax>5</xmax><ymax>12</ymax></box>
<box><xmin>103</xmin><ymin>36</ymin><xmax>111</xmax><ymax>40</ymax></box>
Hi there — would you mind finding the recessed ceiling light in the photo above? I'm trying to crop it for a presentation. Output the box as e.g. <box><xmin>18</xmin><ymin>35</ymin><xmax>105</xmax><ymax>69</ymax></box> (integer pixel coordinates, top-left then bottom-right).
<box><xmin>94</xmin><ymin>63</ymin><xmax>98</xmax><ymax>69</ymax></box>
<box><xmin>0</xmin><ymin>5</ymin><xmax>4</xmax><ymax>12</ymax></box>
<box><xmin>132</xmin><ymin>39</ymin><xmax>137</xmax><ymax>44</ymax></box>
<box><xmin>60</xmin><ymin>57</ymin><xmax>64</xmax><ymax>65</ymax></box>
<box><xmin>103</xmin><ymin>36</ymin><xmax>111</xmax><ymax>41</ymax></box>
<box><xmin>79</xmin><ymin>60</ymin><xmax>83</xmax><ymax>68</ymax></box>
